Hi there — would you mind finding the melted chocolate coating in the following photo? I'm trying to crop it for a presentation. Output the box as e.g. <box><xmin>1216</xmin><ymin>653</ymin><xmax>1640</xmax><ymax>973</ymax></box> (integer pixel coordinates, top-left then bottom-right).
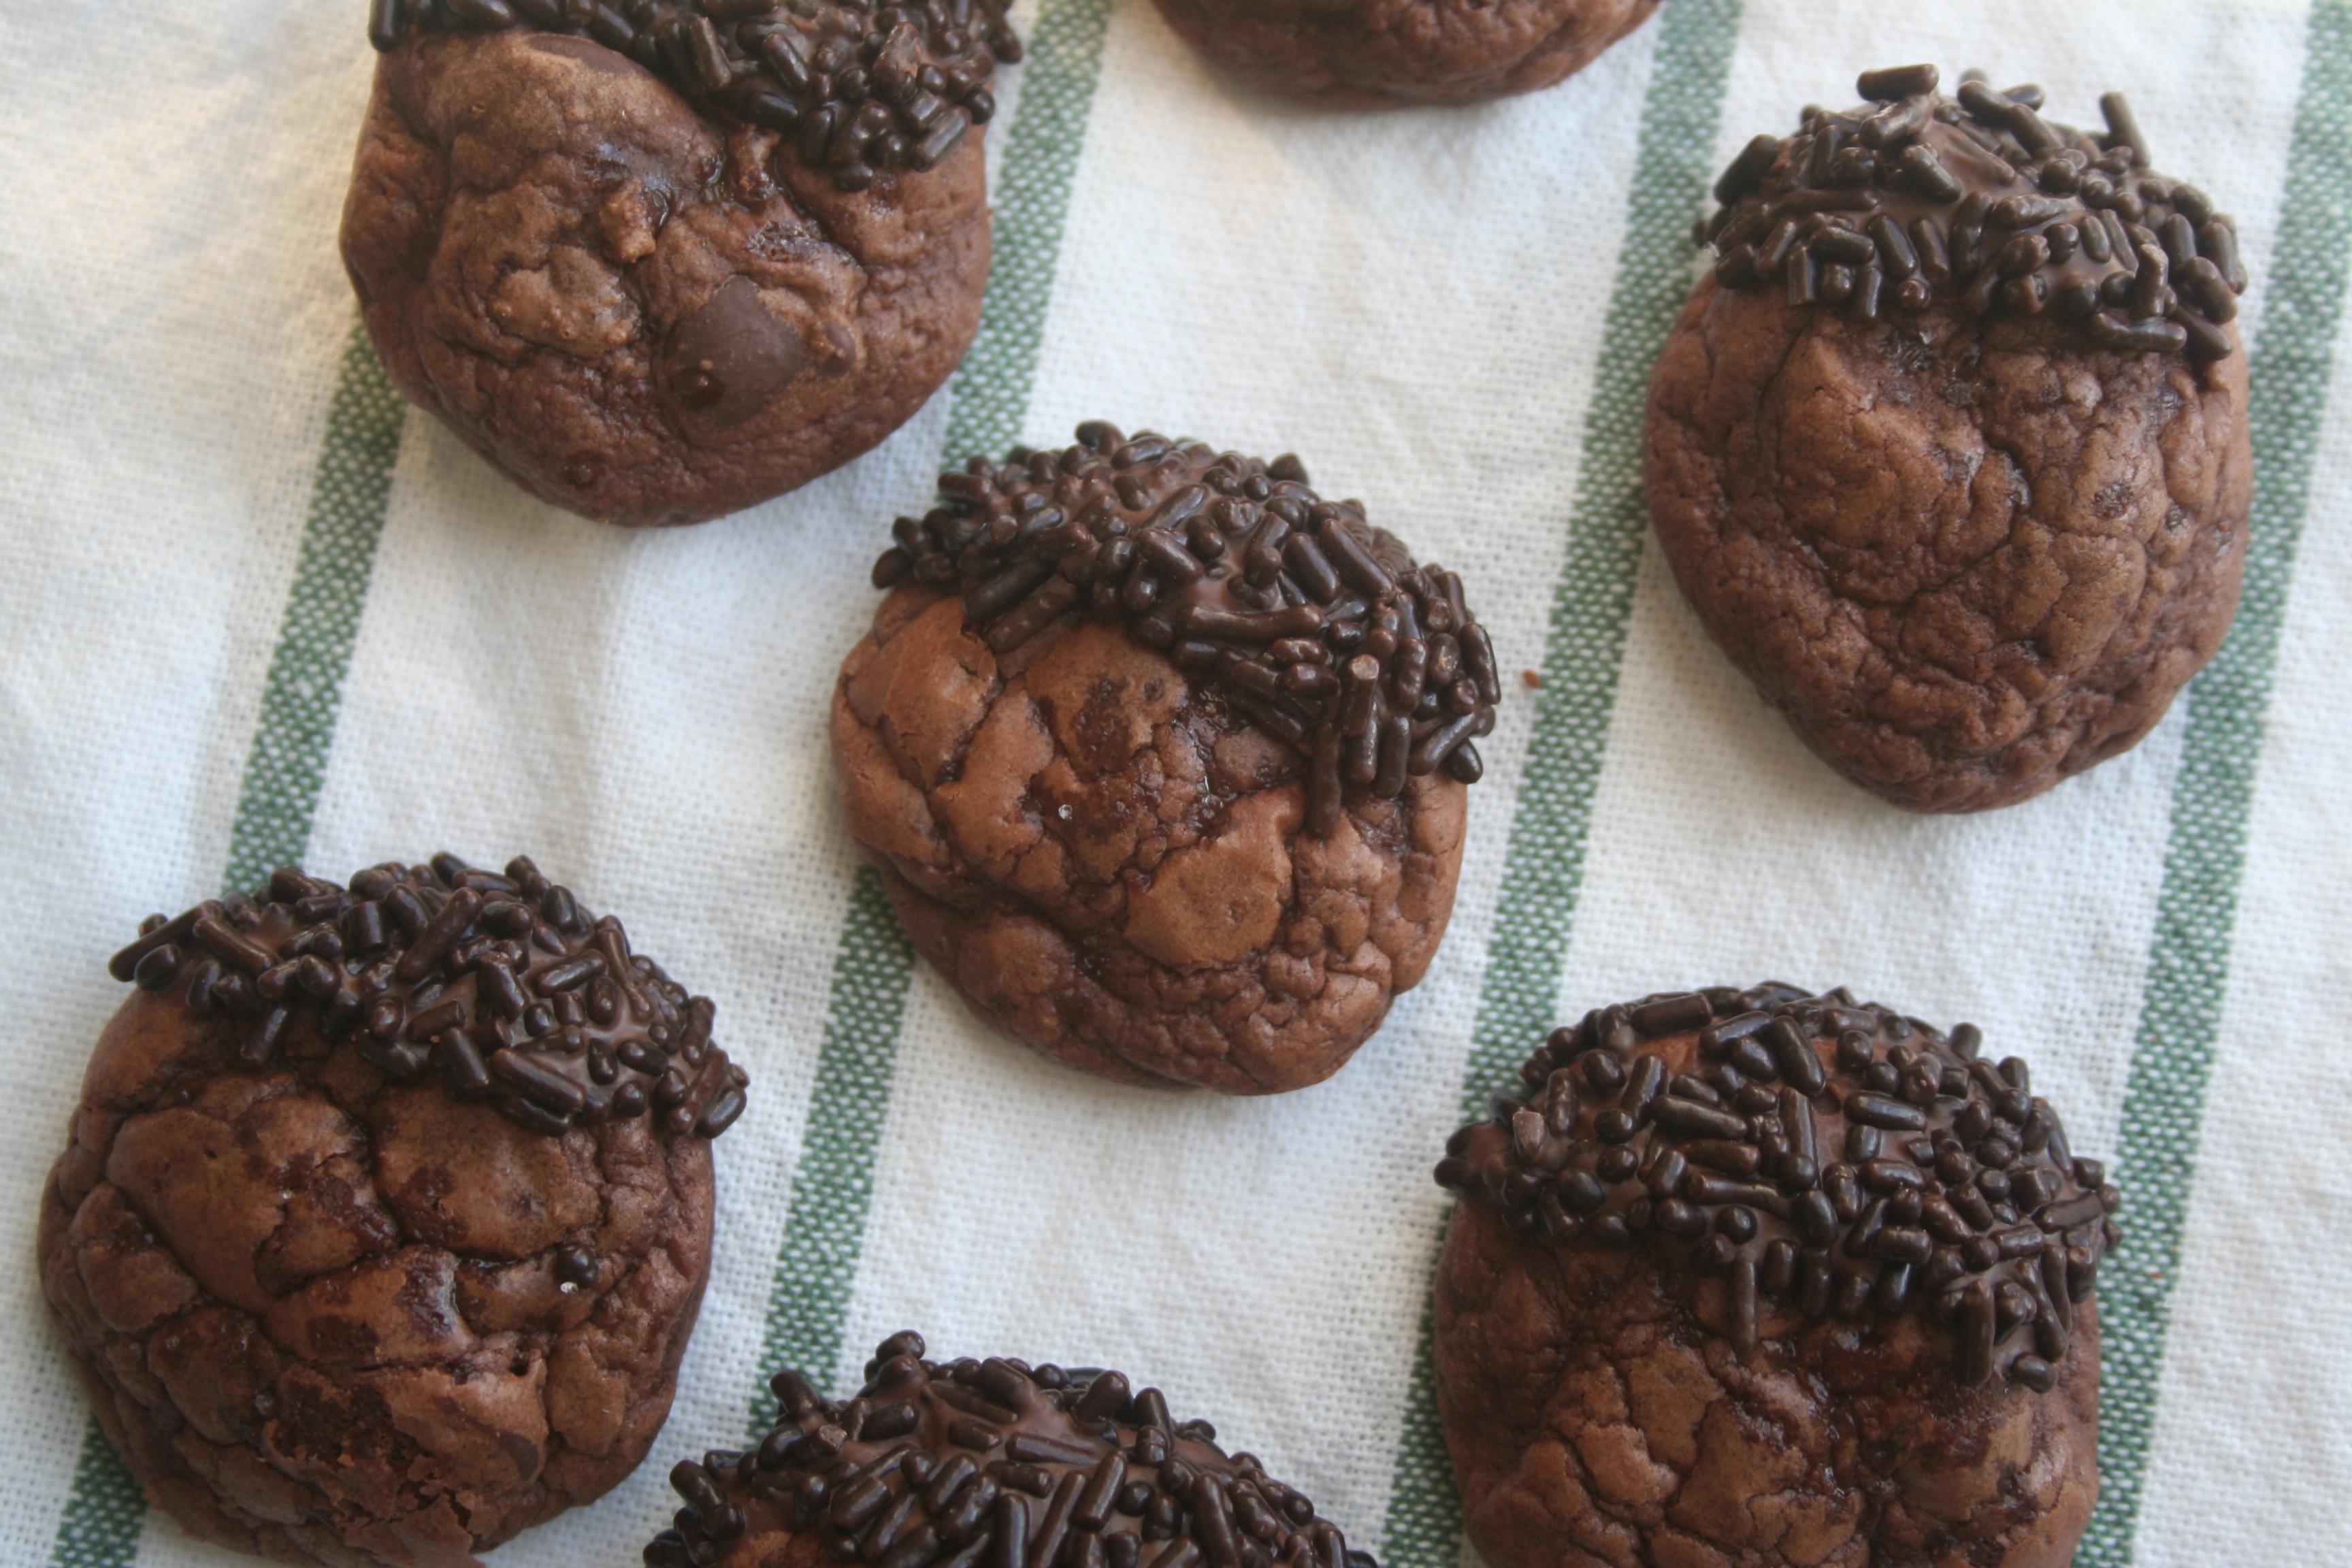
<box><xmin>650</xmin><ymin>1333</ymin><xmax>1375</xmax><ymax>1568</ymax></box>
<box><xmin>1703</xmin><ymin>66</ymin><xmax>2246</xmax><ymax>363</ymax></box>
<box><xmin>869</xmin><ymin>422</ymin><xmax>1501</xmax><ymax>838</ymax></box>
<box><xmin>108</xmin><ymin>854</ymin><xmax>747</xmax><ymax>1141</ymax></box>
<box><xmin>1439</xmin><ymin>983</ymin><xmax>2119</xmax><ymax>1389</ymax></box>
<box><xmin>368</xmin><ymin>0</ymin><xmax>1020</xmax><ymax>193</ymax></box>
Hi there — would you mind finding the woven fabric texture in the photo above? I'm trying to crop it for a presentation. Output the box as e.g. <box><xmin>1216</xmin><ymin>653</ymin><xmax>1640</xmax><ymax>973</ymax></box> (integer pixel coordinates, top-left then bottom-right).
<box><xmin>3</xmin><ymin>4</ymin><xmax>2346</xmax><ymax>1568</ymax></box>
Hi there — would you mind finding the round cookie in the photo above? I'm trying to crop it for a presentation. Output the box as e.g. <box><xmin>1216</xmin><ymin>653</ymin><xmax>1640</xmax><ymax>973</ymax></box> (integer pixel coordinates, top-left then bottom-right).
<box><xmin>832</xmin><ymin>423</ymin><xmax>1496</xmax><ymax>1094</ymax></box>
<box><xmin>649</xmin><ymin>1329</ymin><xmax>1377</xmax><ymax>1568</ymax></box>
<box><xmin>39</xmin><ymin>855</ymin><xmax>748</xmax><ymax>1568</ymax></box>
<box><xmin>1645</xmin><ymin>67</ymin><xmax>2252</xmax><ymax>811</ymax></box>
<box><xmin>1148</xmin><ymin>0</ymin><xmax>1659</xmax><ymax>108</ymax></box>
<box><xmin>1432</xmin><ymin>983</ymin><xmax>2118</xmax><ymax>1568</ymax></box>
<box><xmin>342</xmin><ymin>1</ymin><xmax>1019</xmax><ymax>527</ymax></box>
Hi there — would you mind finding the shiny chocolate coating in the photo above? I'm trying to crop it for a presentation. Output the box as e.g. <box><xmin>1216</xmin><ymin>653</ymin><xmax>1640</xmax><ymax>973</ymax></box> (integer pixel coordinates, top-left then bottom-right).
<box><xmin>1703</xmin><ymin>66</ymin><xmax>2246</xmax><ymax>363</ymax></box>
<box><xmin>108</xmin><ymin>854</ymin><xmax>747</xmax><ymax>1141</ymax></box>
<box><xmin>368</xmin><ymin>0</ymin><xmax>1020</xmax><ymax>194</ymax></box>
<box><xmin>651</xmin><ymin>1332</ymin><xmax>1376</xmax><ymax>1568</ymax></box>
<box><xmin>1438</xmin><ymin>983</ymin><xmax>2117</xmax><ymax>1388</ymax></box>
<box><xmin>870</xmin><ymin>422</ymin><xmax>1500</xmax><ymax>838</ymax></box>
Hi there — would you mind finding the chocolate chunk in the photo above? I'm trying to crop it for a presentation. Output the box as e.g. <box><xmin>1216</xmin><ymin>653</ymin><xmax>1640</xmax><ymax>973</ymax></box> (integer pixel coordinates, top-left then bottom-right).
<box><xmin>663</xmin><ymin>276</ymin><xmax>810</xmax><ymax>432</ymax></box>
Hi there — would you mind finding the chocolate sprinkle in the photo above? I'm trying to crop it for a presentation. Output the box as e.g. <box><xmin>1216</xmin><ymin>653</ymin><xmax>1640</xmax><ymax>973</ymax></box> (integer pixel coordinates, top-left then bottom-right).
<box><xmin>647</xmin><ymin>1332</ymin><xmax>1376</xmax><ymax>1568</ymax></box>
<box><xmin>1701</xmin><ymin>65</ymin><xmax>2247</xmax><ymax>362</ymax></box>
<box><xmin>869</xmin><ymin>423</ymin><xmax>1500</xmax><ymax>838</ymax></box>
<box><xmin>108</xmin><ymin>855</ymin><xmax>748</xmax><ymax>1141</ymax></box>
<box><xmin>368</xmin><ymin>0</ymin><xmax>1021</xmax><ymax>194</ymax></box>
<box><xmin>1436</xmin><ymin>983</ymin><xmax>2120</xmax><ymax>1390</ymax></box>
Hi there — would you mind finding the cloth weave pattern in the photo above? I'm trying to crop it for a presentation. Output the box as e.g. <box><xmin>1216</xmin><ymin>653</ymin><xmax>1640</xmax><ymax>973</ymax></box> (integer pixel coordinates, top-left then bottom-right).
<box><xmin>3</xmin><ymin>5</ymin><xmax>2346</xmax><ymax>1568</ymax></box>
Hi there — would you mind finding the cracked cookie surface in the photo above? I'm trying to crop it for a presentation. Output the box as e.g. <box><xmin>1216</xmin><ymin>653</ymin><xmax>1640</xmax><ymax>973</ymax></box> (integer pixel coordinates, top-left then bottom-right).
<box><xmin>833</xmin><ymin>583</ymin><xmax>1465</xmax><ymax>1093</ymax></box>
<box><xmin>1435</xmin><ymin>1202</ymin><xmax>2098</xmax><ymax>1568</ymax></box>
<box><xmin>1147</xmin><ymin>0</ymin><xmax>1659</xmax><ymax>107</ymax></box>
<box><xmin>1650</xmin><ymin>71</ymin><xmax>2253</xmax><ymax>811</ymax></box>
<box><xmin>340</xmin><ymin>29</ymin><xmax>990</xmax><ymax>526</ymax></box>
<box><xmin>43</xmin><ymin>1027</ymin><xmax>713</xmax><ymax>1567</ymax></box>
<box><xmin>1644</xmin><ymin>284</ymin><xmax>2249</xmax><ymax>811</ymax></box>
<box><xmin>39</xmin><ymin>861</ymin><xmax>725</xmax><ymax>1567</ymax></box>
<box><xmin>1433</xmin><ymin>985</ymin><xmax>2109</xmax><ymax>1568</ymax></box>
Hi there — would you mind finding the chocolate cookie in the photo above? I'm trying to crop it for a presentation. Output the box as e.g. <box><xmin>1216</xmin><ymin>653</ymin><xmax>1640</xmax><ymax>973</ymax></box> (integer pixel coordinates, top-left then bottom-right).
<box><xmin>1645</xmin><ymin>67</ymin><xmax>2252</xmax><ymax>811</ymax></box>
<box><xmin>1433</xmin><ymin>983</ymin><xmax>2117</xmax><ymax>1568</ymax></box>
<box><xmin>39</xmin><ymin>855</ymin><xmax>747</xmax><ymax>1568</ymax></box>
<box><xmin>342</xmin><ymin>1</ymin><xmax>1019</xmax><ymax>526</ymax></box>
<box><xmin>833</xmin><ymin>423</ymin><xmax>1495</xmax><ymax>1093</ymax></box>
<box><xmin>1149</xmin><ymin>0</ymin><xmax>1658</xmax><ymax>108</ymax></box>
<box><xmin>648</xmin><ymin>1329</ymin><xmax>1377</xmax><ymax>1568</ymax></box>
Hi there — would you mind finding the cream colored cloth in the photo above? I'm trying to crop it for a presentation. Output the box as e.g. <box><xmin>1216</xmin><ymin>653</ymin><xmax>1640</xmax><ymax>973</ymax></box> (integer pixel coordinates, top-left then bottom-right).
<box><xmin>2</xmin><ymin>4</ymin><xmax>2345</xmax><ymax>1567</ymax></box>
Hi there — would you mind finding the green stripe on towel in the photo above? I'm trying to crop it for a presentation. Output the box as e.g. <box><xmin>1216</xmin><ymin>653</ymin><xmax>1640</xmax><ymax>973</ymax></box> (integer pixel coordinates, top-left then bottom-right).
<box><xmin>1377</xmin><ymin>5</ymin><xmax>1744</xmax><ymax>1565</ymax></box>
<box><xmin>46</xmin><ymin>327</ymin><xmax>407</xmax><ymax>1565</ymax></box>
<box><xmin>223</xmin><ymin>327</ymin><xmax>409</xmax><ymax>892</ymax></box>
<box><xmin>948</xmin><ymin>0</ymin><xmax>1118</xmax><ymax>461</ymax></box>
<box><xmin>749</xmin><ymin>864</ymin><xmax>919</xmax><ymax>1428</ymax></box>
<box><xmin>2082</xmin><ymin>3</ymin><xmax>2352</xmax><ymax>1562</ymax></box>
<box><xmin>47</xmin><ymin>1426</ymin><xmax>144</xmax><ymax>1568</ymax></box>
<box><xmin>749</xmin><ymin>0</ymin><xmax>1115</xmax><ymax>1425</ymax></box>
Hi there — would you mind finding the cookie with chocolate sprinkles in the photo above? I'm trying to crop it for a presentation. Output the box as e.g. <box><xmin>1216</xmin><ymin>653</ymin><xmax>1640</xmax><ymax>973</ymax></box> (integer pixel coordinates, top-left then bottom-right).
<box><xmin>1148</xmin><ymin>0</ymin><xmax>1657</xmax><ymax>108</ymax></box>
<box><xmin>648</xmin><ymin>1330</ymin><xmax>1379</xmax><ymax>1568</ymax></box>
<box><xmin>38</xmin><ymin>855</ymin><xmax>744</xmax><ymax>1568</ymax></box>
<box><xmin>342</xmin><ymin>0</ymin><xmax>1019</xmax><ymax>526</ymax></box>
<box><xmin>1433</xmin><ymin>983</ymin><xmax>2114</xmax><ymax>1568</ymax></box>
<box><xmin>833</xmin><ymin>423</ymin><xmax>1490</xmax><ymax>1093</ymax></box>
<box><xmin>1644</xmin><ymin>66</ymin><xmax>2252</xmax><ymax>811</ymax></box>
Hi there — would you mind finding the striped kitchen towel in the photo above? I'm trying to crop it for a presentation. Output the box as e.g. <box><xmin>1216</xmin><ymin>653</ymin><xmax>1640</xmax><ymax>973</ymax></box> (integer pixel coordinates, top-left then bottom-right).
<box><xmin>5</xmin><ymin>2</ymin><xmax>2347</xmax><ymax>1566</ymax></box>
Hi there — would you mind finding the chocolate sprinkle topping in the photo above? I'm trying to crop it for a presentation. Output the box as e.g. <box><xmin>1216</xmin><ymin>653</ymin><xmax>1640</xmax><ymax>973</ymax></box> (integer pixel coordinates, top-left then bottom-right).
<box><xmin>647</xmin><ymin>1331</ymin><xmax>1377</xmax><ymax>1568</ymax></box>
<box><xmin>368</xmin><ymin>0</ymin><xmax>1022</xmax><ymax>193</ymax></box>
<box><xmin>870</xmin><ymin>423</ymin><xmax>1500</xmax><ymax>838</ymax></box>
<box><xmin>1701</xmin><ymin>65</ymin><xmax>2247</xmax><ymax>361</ymax></box>
<box><xmin>1437</xmin><ymin>983</ymin><xmax>2121</xmax><ymax>1390</ymax></box>
<box><xmin>108</xmin><ymin>855</ymin><xmax>748</xmax><ymax>1141</ymax></box>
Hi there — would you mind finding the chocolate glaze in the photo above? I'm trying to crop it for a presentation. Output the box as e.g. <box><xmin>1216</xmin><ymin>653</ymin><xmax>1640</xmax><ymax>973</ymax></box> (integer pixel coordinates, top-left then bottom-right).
<box><xmin>650</xmin><ymin>1333</ymin><xmax>1375</xmax><ymax>1568</ymax></box>
<box><xmin>1439</xmin><ymin>983</ymin><xmax>2119</xmax><ymax>1389</ymax></box>
<box><xmin>108</xmin><ymin>855</ymin><xmax>747</xmax><ymax>1141</ymax></box>
<box><xmin>368</xmin><ymin>0</ymin><xmax>1021</xmax><ymax>195</ymax></box>
<box><xmin>1703</xmin><ymin>66</ymin><xmax>2246</xmax><ymax>363</ymax></box>
<box><xmin>870</xmin><ymin>423</ymin><xmax>1501</xmax><ymax>838</ymax></box>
